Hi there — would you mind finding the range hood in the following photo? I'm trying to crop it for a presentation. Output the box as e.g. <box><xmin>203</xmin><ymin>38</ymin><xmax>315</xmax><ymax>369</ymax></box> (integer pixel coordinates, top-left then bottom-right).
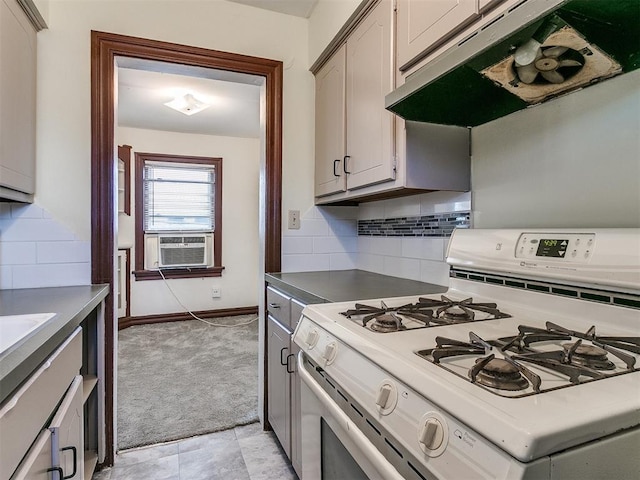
<box><xmin>385</xmin><ymin>0</ymin><xmax>640</xmax><ymax>127</ymax></box>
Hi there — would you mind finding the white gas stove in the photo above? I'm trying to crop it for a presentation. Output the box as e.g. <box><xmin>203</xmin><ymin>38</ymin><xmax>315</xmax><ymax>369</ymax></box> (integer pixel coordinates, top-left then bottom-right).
<box><xmin>293</xmin><ymin>228</ymin><xmax>640</xmax><ymax>480</ymax></box>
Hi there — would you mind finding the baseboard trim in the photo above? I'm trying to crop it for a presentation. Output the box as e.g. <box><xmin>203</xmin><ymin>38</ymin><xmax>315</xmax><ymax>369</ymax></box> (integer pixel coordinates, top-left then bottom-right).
<box><xmin>118</xmin><ymin>306</ymin><xmax>259</xmax><ymax>330</ymax></box>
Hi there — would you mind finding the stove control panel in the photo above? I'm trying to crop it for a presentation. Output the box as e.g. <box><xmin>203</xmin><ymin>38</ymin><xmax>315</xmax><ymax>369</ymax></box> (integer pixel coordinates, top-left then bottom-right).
<box><xmin>515</xmin><ymin>233</ymin><xmax>595</xmax><ymax>262</ymax></box>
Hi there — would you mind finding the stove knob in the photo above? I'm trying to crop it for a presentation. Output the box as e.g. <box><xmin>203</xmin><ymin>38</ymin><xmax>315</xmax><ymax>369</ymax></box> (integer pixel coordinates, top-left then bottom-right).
<box><xmin>418</xmin><ymin>412</ymin><xmax>448</xmax><ymax>457</ymax></box>
<box><xmin>305</xmin><ymin>329</ymin><xmax>319</xmax><ymax>348</ymax></box>
<box><xmin>376</xmin><ymin>380</ymin><xmax>398</xmax><ymax>415</ymax></box>
<box><xmin>376</xmin><ymin>385</ymin><xmax>391</xmax><ymax>408</ymax></box>
<box><xmin>420</xmin><ymin>419</ymin><xmax>444</xmax><ymax>450</ymax></box>
<box><xmin>322</xmin><ymin>342</ymin><xmax>338</xmax><ymax>364</ymax></box>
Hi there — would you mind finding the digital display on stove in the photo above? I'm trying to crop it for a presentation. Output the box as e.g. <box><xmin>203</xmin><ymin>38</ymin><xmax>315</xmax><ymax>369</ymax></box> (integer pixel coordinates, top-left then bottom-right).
<box><xmin>536</xmin><ymin>239</ymin><xmax>568</xmax><ymax>258</ymax></box>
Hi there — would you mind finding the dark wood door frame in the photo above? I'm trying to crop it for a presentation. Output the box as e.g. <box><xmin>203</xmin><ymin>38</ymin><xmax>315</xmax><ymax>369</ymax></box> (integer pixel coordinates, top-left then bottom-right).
<box><xmin>91</xmin><ymin>30</ymin><xmax>282</xmax><ymax>466</ymax></box>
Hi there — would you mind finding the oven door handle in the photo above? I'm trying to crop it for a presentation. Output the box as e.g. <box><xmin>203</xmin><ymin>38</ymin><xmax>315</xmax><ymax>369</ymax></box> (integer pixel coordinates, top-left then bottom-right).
<box><xmin>297</xmin><ymin>351</ymin><xmax>405</xmax><ymax>480</ymax></box>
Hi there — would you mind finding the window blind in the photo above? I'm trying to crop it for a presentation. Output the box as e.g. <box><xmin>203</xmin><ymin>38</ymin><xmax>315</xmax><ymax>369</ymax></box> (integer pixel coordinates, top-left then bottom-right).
<box><xmin>143</xmin><ymin>161</ymin><xmax>215</xmax><ymax>232</ymax></box>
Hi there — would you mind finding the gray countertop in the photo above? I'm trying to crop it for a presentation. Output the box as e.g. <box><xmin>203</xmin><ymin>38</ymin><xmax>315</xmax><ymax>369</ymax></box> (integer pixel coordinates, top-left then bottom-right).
<box><xmin>265</xmin><ymin>269</ymin><xmax>447</xmax><ymax>305</ymax></box>
<box><xmin>0</xmin><ymin>284</ymin><xmax>109</xmax><ymax>404</ymax></box>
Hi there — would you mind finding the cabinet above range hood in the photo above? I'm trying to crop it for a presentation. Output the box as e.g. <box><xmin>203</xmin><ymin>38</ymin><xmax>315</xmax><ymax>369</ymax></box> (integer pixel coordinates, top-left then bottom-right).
<box><xmin>385</xmin><ymin>0</ymin><xmax>639</xmax><ymax>127</ymax></box>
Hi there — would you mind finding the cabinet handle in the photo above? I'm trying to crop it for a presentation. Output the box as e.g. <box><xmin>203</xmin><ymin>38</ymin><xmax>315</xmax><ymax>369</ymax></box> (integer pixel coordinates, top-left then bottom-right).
<box><xmin>61</xmin><ymin>446</ymin><xmax>77</xmax><ymax>479</ymax></box>
<box><xmin>343</xmin><ymin>155</ymin><xmax>351</xmax><ymax>174</ymax></box>
<box><xmin>280</xmin><ymin>347</ymin><xmax>289</xmax><ymax>366</ymax></box>
<box><xmin>268</xmin><ymin>302</ymin><xmax>280</xmax><ymax>309</ymax></box>
<box><xmin>286</xmin><ymin>353</ymin><xmax>295</xmax><ymax>374</ymax></box>
<box><xmin>47</xmin><ymin>467</ymin><xmax>63</xmax><ymax>479</ymax></box>
<box><xmin>333</xmin><ymin>159</ymin><xmax>341</xmax><ymax>177</ymax></box>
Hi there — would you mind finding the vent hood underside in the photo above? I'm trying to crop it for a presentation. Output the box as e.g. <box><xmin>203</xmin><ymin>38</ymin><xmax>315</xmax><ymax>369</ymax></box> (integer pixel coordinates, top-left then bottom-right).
<box><xmin>385</xmin><ymin>0</ymin><xmax>639</xmax><ymax>127</ymax></box>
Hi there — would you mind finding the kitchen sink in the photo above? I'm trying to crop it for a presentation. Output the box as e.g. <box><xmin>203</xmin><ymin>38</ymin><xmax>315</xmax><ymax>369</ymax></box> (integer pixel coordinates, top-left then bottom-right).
<box><xmin>0</xmin><ymin>313</ymin><xmax>56</xmax><ymax>355</ymax></box>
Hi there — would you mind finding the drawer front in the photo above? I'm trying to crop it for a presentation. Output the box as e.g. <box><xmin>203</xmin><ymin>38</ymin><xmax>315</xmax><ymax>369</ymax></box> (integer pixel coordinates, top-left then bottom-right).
<box><xmin>290</xmin><ymin>298</ymin><xmax>306</xmax><ymax>330</ymax></box>
<box><xmin>266</xmin><ymin>286</ymin><xmax>291</xmax><ymax>328</ymax></box>
<box><xmin>11</xmin><ymin>429</ymin><xmax>52</xmax><ymax>480</ymax></box>
<box><xmin>0</xmin><ymin>327</ymin><xmax>82</xmax><ymax>480</ymax></box>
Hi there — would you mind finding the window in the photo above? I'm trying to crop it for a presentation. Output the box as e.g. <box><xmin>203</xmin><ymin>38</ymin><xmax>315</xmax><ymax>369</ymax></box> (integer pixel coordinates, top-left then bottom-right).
<box><xmin>143</xmin><ymin>162</ymin><xmax>215</xmax><ymax>232</ymax></box>
<box><xmin>134</xmin><ymin>152</ymin><xmax>223</xmax><ymax>279</ymax></box>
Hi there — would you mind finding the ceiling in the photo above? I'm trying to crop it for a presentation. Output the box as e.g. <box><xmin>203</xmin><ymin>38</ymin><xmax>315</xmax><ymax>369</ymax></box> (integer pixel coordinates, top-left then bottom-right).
<box><xmin>117</xmin><ymin>0</ymin><xmax>318</xmax><ymax>137</ymax></box>
<box><xmin>117</xmin><ymin>57</ymin><xmax>263</xmax><ymax>138</ymax></box>
<box><xmin>225</xmin><ymin>0</ymin><xmax>318</xmax><ymax>18</ymax></box>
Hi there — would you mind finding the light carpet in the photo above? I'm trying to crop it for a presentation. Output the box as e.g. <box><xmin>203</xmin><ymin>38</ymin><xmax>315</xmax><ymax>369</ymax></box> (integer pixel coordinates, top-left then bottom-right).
<box><xmin>117</xmin><ymin>315</ymin><xmax>259</xmax><ymax>450</ymax></box>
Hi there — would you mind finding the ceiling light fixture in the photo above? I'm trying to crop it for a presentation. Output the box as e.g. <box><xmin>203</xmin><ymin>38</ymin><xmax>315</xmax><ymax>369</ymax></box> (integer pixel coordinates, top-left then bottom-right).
<box><xmin>164</xmin><ymin>93</ymin><xmax>211</xmax><ymax>116</ymax></box>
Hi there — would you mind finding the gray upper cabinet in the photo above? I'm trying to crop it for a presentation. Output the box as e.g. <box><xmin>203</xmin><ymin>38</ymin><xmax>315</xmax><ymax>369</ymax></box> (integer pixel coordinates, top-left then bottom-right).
<box><xmin>313</xmin><ymin>0</ymin><xmax>471</xmax><ymax>205</ymax></box>
<box><xmin>344</xmin><ymin>0</ymin><xmax>395</xmax><ymax>191</ymax></box>
<box><xmin>314</xmin><ymin>0</ymin><xmax>395</xmax><ymax>199</ymax></box>
<box><xmin>396</xmin><ymin>0</ymin><xmax>480</xmax><ymax>72</ymax></box>
<box><xmin>0</xmin><ymin>0</ymin><xmax>38</xmax><ymax>202</ymax></box>
<box><xmin>315</xmin><ymin>44</ymin><xmax>347</xmax><ymax>197</ymax></box>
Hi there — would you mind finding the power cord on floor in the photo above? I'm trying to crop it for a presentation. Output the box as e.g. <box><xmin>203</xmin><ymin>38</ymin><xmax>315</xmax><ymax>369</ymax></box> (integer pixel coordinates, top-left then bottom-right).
<box><xmin>158</xmin><ymin>268</ymin><xmax>258</xmax><ymax>328</ymax></box>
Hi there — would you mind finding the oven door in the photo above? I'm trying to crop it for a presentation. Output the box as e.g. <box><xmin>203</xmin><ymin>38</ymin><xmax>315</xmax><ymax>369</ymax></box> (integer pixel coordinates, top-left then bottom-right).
<box><xmin>297</xmin><ymin>352</ymin><xmax>405</xmax><ymax>480</ymax></box>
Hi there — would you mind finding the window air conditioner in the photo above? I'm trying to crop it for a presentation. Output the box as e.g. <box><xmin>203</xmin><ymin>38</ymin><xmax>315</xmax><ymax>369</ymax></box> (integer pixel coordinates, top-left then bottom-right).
<box><xmin>144</xmin><ymin>233</ymin><xmax>213</xmax><ymax>269</ymax></box>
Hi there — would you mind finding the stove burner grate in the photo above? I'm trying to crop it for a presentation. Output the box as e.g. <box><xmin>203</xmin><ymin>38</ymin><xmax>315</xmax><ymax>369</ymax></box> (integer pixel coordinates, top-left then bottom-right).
<box><xmin>417</xmin><ymin>322</ymin><xmax>639</xmax><ymax>397</ymax></box>
<box><xmin>340</xmin><ymin>295</ymin><xmax>511</xmax><ymax>332</ymax></box>
<box><xmin>340</xmin><ymin>301</ymin><xmax>434</xmax><ymax>332</ymax></box>
<box><xmin>418</xmin><ymin>295</ymin><xmax>512</xmax><ymax>323</ymax></box>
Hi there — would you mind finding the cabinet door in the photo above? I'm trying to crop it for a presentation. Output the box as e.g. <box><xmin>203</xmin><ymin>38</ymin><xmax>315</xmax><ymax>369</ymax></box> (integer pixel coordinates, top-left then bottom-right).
<box><xmin>315</xmin><ymin>44</ymin><xmax>347</xmax><ymax>197</ymax></box>
<box><xmin>267</xmin><ymin>316</ymin><xmax>291</xmax><ymax>457</ymax></box>
<box><xmin>345</xmin><ymin>0</ymin><xmax>395</xmax><ymax>191</ymax></box>
<box><xmin>397</xmin><ymin>0</ymin><xmax>479</xmax><ymax>71</ymax></box>
<box><xmin>0</xmin><ymin>0</ymin><xmax>37</xmax><ymax>195</ymax></box>
<box><xmin>50</xmin><ymin>375</ymin><xmax>85</xmax><ymax>480</ymax></box>
<box><xmin>11</xmin><ymin>430</ymin><xmax>52</xmax><ymax>480</ymax></box>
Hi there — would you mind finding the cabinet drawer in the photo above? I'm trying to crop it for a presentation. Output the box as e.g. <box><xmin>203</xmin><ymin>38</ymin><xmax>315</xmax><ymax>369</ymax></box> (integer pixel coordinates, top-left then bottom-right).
<box><xmin>266</xmin><ymin>286</ymin><xmax>291</xmax><ymax>328</ymax></box>
<box><xmin>0</xmin><ymin>327</ymin><xmax>82</xmax><ymax>480</ymax></box>
<box><xmin>11</xmin><ymin>429</ymin><xmax>52</xmax><ymax>480</ymax></box>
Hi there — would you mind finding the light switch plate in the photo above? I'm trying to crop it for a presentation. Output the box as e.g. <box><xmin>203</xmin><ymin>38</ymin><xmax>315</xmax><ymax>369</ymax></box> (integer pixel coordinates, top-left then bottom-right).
<box><xmin>288</xmin><ymin>210</ymin><xmax>300</xmax><ymax>230</ymax></box>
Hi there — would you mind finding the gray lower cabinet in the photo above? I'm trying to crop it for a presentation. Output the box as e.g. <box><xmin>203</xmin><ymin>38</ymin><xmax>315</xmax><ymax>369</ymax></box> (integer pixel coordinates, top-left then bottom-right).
<box><xmin>267</xmin><ymin>315</ymin><xmax>292</xmax><ymax>459</ymax></box>
<box><xmin>1</xmin><ymin>328</ymin><xmax>83</xmax><ymax>480</ymax></box>
<box><xmin>266</xmin><ymin>287</ymin><xmax>308</xmax><ymax>478</ymax></box>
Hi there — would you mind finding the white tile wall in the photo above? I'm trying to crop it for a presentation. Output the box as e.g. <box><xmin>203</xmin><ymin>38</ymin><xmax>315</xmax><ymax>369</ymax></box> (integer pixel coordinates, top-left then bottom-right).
<box><xmin>281</xmin><ymin>206</ymin><xmax>358</xmax><ymax>273</ymax></box>
<box><xmin>0</xmin><ymin>203</ymin><xmax>91</xmax><ymax>289</ymax></box>
<box><xmin>355</xmin><ymin>191</ymin><xmax>471</xmax><ymax>287</ymax></box>
<box><xmin>281</xmin><ymin>192</ymin><xmax>469</xmax><ymax>287</ymax></box>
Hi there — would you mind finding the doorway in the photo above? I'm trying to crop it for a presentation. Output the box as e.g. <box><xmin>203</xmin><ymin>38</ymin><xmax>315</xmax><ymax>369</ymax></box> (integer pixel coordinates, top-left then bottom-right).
<box><xmin>91</xmin><ymin>30</ymin><xmax>282</xmax><ymax>466</ymax></box>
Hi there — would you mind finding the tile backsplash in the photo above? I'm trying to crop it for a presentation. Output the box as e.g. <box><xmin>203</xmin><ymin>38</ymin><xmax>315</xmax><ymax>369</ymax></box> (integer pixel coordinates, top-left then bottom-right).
<box><xmin>0</xmin><ymin>203</ymin><xmax>90</xmax><ymax>289</ymax></box>
<box><xmin>358</xmin><ymin>212</ymin><xmax>470</xmax><ymax>237</ymax></box>
<box><xmin>281</xmin><ymin>206</ymin><xmax>359</xmax><ymax>272</ymax></box>
<box><xmin>281</xmin><ymin>191</ymin><xmax>471</xmax><ymax>287</ymax></box>
<box><xmin>2</xmin><ymin>192</ymin><xmax>470</xmax><ymax>289</ymax></box>
<box><xmin>356</xmin><ymin>192</ymin><xmax>471</xmax><ymax>286</ymax></box>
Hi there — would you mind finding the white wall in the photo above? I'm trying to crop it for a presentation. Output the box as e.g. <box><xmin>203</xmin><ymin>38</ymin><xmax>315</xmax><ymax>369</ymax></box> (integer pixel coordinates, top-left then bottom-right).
<box><xmin>308</xmin><ymin>0</ymin><xmax>362</xmax><ymax>64</ymax></box>
<box><xmin>472</xmin><ymin>70</ymin><xmax>640</xmax><ymax>228</ymax></box>
<box><xmin>35</xmin><ymin>0</ymin><xmax>314</xmax><ymax>243</ymax></box>
<box><xmin>116</xmin><ymin>126</ymin><xmax>260</xmax><ymax>316</ymax></box>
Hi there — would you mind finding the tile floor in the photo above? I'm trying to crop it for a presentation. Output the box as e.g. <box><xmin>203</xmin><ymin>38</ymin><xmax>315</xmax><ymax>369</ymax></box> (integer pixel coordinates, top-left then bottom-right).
<box><xmin>92</xmin><ymin>422</ymin><xmax>298</xmax><ymax>480</ymax></box>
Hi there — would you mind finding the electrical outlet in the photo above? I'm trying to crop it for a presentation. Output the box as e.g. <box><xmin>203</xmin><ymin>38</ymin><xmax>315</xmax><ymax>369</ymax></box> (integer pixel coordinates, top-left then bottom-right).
<box><xmin>288</xmin><ymin>210</ymin><xmax>300</xmax><ymax>230</ymax></box>
<box><xmin>211</xmin><ymin>287</ymin><xmax>221</xmax><ymax>298</ymax></box>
